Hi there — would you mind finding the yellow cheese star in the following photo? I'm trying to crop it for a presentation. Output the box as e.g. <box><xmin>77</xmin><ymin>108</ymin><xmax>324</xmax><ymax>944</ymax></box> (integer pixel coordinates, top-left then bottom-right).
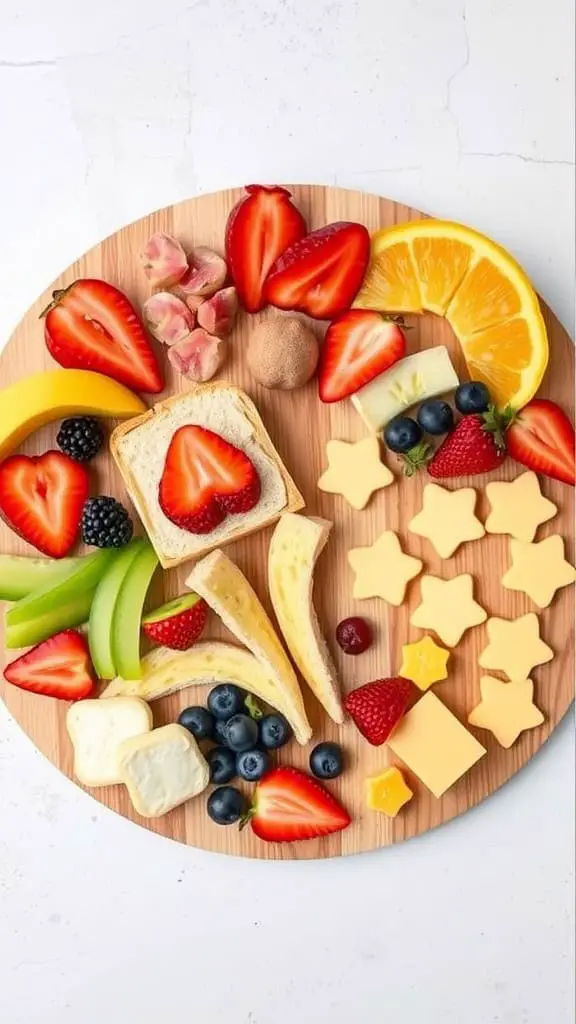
<box><xmin>366</xmin><ymin>766</ymin><xmax>413</xmax><ymax>817</ymax></box>
<box><xmin>501</xmin><ymin>535</ymin><xmax>576</xmax><ymax>608</ymax></box>
<box><xmin>485</xmin><ymin>471</ymin><xmax>557</xmax><ymax>542</ymax></box>
<box><xmin>468</xmin><ymin>675</ymin><xmax>545</xmax><ymax>748</ymax></box>
<box><xmin>411</xmin><ymin>573</ymin><xmax>487</xmax><ymax>647</ymax></box>
<box><xmin>318</xmin><ymin>436</ymin><xmax>393</xmax><ymax>511</ymax></box>
<box><xmin>408</xmin><ymin>482</ymin><xmax>485</xmax><ymax>558</ymax></box>
<box><xmin>400</xmin><ymin>635</ymin><xmax>450</xmax><ymax>691</ymax></box>
<box><xmin>348</xmin><ymin>530</ymin><xmax>422</xmax><ymax>606</ymax></box>
<box><xmin>479</xmin><ymin>613</ymin><xmax>553</xmax><ymax>680</ymax></box>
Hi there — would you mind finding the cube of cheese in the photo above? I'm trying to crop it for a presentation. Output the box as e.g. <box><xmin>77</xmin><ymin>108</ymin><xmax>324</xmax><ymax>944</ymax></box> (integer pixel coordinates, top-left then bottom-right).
<box><xmin>116</xmin><ymin>723</ymin><xmax>209</xmax><ymax>818</ymax></box>
<box><xmin>66</xmin><ymin>697</ymin><xmax>153</xmax><ymax>788</ymax></box>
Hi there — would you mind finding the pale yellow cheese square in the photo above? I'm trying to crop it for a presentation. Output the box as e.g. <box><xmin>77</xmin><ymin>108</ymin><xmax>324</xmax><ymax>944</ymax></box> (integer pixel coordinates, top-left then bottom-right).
<box><xmin>387</xmin><ymin>692</ymin><xmax>487</xmax><ymax>798</ymax></box>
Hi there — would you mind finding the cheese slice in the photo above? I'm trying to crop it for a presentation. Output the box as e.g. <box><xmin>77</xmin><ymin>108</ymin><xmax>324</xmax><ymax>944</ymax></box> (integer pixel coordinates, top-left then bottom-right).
<box><xmin>66</xmin><ymin>697</ymin><xmax>153</xmax><ymax>788</ymax></box>
<box><xmin>351</xmin><ymin>346</ymin><xmax>459</xmax><ymax>432</ymax></box>
<box><xmin>268</xmin><ymin>514</ymin><xmax>343</xmax><ymax>724</ymax></box>
<box><xmin>116</xmin><ymin>723</ymin><xmax>209</xmax><ymax>818</ymax></box>
<box><xmin>186</xmin><ymin>550</ymin><xmax>312</xmax><ymax>744</ymax></box>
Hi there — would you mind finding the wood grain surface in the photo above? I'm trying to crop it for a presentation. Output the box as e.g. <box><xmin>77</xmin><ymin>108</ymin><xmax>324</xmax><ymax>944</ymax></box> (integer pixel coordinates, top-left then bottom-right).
<box><xmin>0</xmin><ymin>186</ymin><xmax>574</xmax><ymax>860</ymax></box>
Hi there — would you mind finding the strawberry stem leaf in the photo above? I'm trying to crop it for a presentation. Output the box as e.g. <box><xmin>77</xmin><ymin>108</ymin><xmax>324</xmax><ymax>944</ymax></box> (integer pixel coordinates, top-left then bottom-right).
<box><xmin>400</xmin><ymin>440</ymin><xmax>433</xmax><ymax>477</ymax></box>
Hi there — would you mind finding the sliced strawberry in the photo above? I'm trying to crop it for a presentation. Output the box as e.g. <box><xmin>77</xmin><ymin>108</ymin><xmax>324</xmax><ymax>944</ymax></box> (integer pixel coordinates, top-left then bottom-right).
<box><xmin>43</xmin><ymin>279</ymin><xmax>164</xmax><ymax>394</ymax></box>
<box><xmin>506</xmin><ymin>399</ymin><xmax>575</xmax><ymax>485</ymax></box>
<box><xmin>226</xmin><ymin>185</ymin><xmax>307</xmax><ymax>313</ymax></box>
<box><xmin>4</xmin><ymin>630</ymin><xmax>94</xmax><ymax>700</ymax></box>
<box><xmin>428</xmin><ymin>407</ymin><xmax>508</xmax><ymax>479</ymax></box>
<box><xmin>247</xmin><ymin>766</ymin><xmax>351</xmax><ymax>843</ymax></box>
<box><xmin>319</xmin><ymin>310</ymin><xmax>406</xmax><ymax>402</ymax></box>
<box><xmin>264</xmin><ymin>222</ymin><xmax>370</xmax><ymax>320</ymax></box>
<box><xmin>0</xmin><ymin>451</ymin><xmax>89</xmax><ymax>558</ymax></box>
<box><xmin>344</xmin><ymin>678</ymin><xmax>414</xmax><ymax>746</ymax></box>
<box><xmin>142</xmin><ymin>593</ymin><xmax>208</xmax><ymax>650</ymax></box>
<box><xmin>159</xmin><ymin>425</ymin><xmax>261</xmax><ymax>534</ymax></box>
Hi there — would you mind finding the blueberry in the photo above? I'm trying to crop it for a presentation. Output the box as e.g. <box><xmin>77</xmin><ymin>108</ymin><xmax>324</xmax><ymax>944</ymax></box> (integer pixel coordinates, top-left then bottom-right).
<box><xmin>213</xmin><ymin>718</ymin><xmax>231</xmax><ymax>747</ymax></box>
<box><xmin>454</xmin><ymin>381</ymin><xmax>491</xmax><ymax>415</ymax></box>
<box><xmin>417</xmin><ymin>400</ymin><xmax>454</xmax><ymax>436</ymax></box>
<box><xmin>236</xmin><ymin>748</ymin><xmax>271</xmax><ymax>782</ymax></box>
<box><xmin>207</xmin><ymin>683</ymin><xmax>246</xmax><ymax>721</ymax></box>
<box><xmin>309</xmin><ymin>742</ymin><xmax>344</xmax><ymax>780</ymax></box>
<box><xmin>383</xmin><ymin>416</ymin><xmax>423</xmax><ymax>454</ymax></box>
<box><xmin>207</xmin><ymin>786</ymin><xmax>246</xmax><ymax>825</ymax></box>
<box><xmin>259</xmin><ymin>713</ymin><xmax>292</xmax><ymax>750</ymax></box>
<box><xmin>206</xmin><ymin>746</ymin><xmax>237</xmax><ymax>784</ymax></box>
<box><xmin>177</xmin><ymin>705</ymin><xmax>215</xmax><ymax>741</ymax></box>
<box><xmin>224</xmin><ymin>713</ymin><xmax>259</xmax><ymax>752</ymax></box>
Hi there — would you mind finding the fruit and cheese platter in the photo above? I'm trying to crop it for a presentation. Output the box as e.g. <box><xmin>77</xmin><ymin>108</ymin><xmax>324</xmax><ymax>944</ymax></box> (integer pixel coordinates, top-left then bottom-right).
<box><xmin>0</xmin><ymin>185</ymin><xmax>574</xmax><ymax>860</ymax></box>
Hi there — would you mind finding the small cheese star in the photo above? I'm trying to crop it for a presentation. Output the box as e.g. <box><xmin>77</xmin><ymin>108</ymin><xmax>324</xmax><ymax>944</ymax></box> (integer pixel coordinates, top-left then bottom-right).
<box><xmin>501</xmin><ymin>535</ymin><xmax>576</xmax><ymax>608</ymax></box>
<box><xmin>400</xmin><ymin>635</ymin><xmax>450</xmax><ymax>691</ymax></box>
<box><xmin>318</xmin><ymin>436</ymin><xmax>393</xmax><ymax>511</ymax></box>
<box><xmin>468</xmin><ymin>675</ymin><xmax>545</xmax><ymax>748</ymax></box>
<box><xmin>411</xmin><ymin>573</ymin><xmax>487</xmax><ymax>647</ymax></box>
<box><xmin>408</xmin><ymin>483</ymin><xmax>485</xmax><ymax>558</ymax></box>
<box><xmin>479</xmin><ymin>613</ymin><xmax>553</xmax><ymax>680</ymax></box>
<box><xmin>485</xmin><ymin>471</ymin><xmax>557</xmax><ymax>542</ymax></box>
<box><xmin>348</xmin><ymin>531</ymin><xmax>422</xmax><ymax>606</ymax></box>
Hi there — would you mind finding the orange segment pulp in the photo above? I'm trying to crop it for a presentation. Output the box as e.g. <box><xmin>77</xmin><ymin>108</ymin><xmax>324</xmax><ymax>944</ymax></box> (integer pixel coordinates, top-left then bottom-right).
<box><xmin>353</xmin><ymin>220</ymin><xmax>549</xmax><ymax>410</ymax></box>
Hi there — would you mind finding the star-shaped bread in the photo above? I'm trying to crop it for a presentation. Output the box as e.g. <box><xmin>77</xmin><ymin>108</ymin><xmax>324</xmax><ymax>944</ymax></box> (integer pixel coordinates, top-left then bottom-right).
<box><xmin>348</xmin><ymin>530</ymin><xmax>422</xmax><ymax>606</ymax></box>
<box><xmin>408</xmin><ymin>482</ymin><xmax>485</xmax><ymax>558</ymax></box>
<box><xmin>410</xmin><ymin>573</ymin><xmax>487</xmax><ymax>647</ymax></box>
<box><xmin>468</xmin><ymin>675</ymin><xmax>545</xmax><ymax>748</ymax></box>
<box><xmin>485</xmin><ymin>471</ymin><xmax>557</xmax><ymax>542</ymax></box>
<box><xmin>318</xmin><ymin>436</ymin><xmax>393</xmax><ymax>510</ymax></box>
<box><xmin>501</xmin><ymin>535</ymin><xmax>576</xmax><ymax>608</ymax></box>
<box><xmin>479</xmin><ymin>613</ymin><xmax>553</xmax><ymax>680</ymax></box>
<box><xmin>400</xmin><ymin>635</ymin><xmax>450</xmax><ymax>691</ymax></box>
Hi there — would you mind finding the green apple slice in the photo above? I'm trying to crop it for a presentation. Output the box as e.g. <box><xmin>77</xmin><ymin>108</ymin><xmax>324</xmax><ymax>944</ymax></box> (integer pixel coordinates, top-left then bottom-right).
<box><xmin>0</xmin><ymin>555</ymin><xmax>84</xmax><ymax>602</ymax></box>
<box><xmin>5</xmin><ymin>590</ymin><xmax>94</xmax><ymax>649</ymax></box>
<box><xmin>6</xmin><ymin>549</ymin><xmax>117</xmax><ymax>626</ymax></box>
<box><xmin>88</xmin><ymin>539</ymin><xmax>146</xmax><ymax>680</ymax></box>
<box><xmin>111</xmin><ymin>543</ymin><xmax>159</xmax><ymax>681</ymax></box>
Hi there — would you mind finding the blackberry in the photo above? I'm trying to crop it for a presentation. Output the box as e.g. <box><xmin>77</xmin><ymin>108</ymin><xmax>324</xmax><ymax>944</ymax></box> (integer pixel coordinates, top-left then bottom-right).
<box><xmin>81</xmin><ymin>496</ymin><xmax>133</xmax><ymax>548</ymax></box>
<box><xmin>57</xmin><ymin>417</ymin><xmax>104</xmax><ymax>462</ymax></box>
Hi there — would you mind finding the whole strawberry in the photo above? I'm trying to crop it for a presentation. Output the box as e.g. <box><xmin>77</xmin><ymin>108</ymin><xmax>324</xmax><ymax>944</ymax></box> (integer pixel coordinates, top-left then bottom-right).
<box><xmin>344</xmin><ymin>677</ymin><xmax>414</xmax><ymax>745</ymax></box>
<box><xmin>142</xmin><ymin>593</ymin><xmax>208</xmax><ymax>651</ymax></box>
<box><xmin>428</xmin><ymin>406</ymin><xmax>508</xmax><ymax>479</ymax></box>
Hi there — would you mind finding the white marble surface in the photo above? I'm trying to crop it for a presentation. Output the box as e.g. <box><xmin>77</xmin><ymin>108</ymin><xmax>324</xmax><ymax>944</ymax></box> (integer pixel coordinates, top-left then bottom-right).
<box><xmin>0</xmin><ymin>2</ymin><xmax>574</xmax><ymax>1021</ymax></box>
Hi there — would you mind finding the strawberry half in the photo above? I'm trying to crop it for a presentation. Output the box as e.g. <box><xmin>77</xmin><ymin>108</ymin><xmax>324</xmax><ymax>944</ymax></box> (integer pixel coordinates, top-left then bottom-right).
<box><xmin>4</xmin><ymin>630</ymin><xmax>94</xmax><ymax>700</ymax></box>
<box><xmin>159</xmin><ymin>425</ymin><xmax>261</xmax><ymax>534</ymax></box>
<box><xmin>344</xmin><ymin>678</ymin><xmax>414</xmax><ymax>746</ymax></box>
<box><xmin>428</xmin><ymin>407</ymin><xmax>508</xmax><ymax>479</ymax></box>
<box><xmin>246</xmin><ymin>766</ymin><xmax>351</xmax><ymax>843</ymax></box>
<box><xmin>319</xmin><ymin>310</ymin><xmax>406</xmax><ymax>402</ymax></box>
<box><xmin>0</xmin><ymin>451</ymin><xmax>89</xmax><ymax>557</ymax></box>
<box><xmin>506</xmin><ymin>399</ymin><xmax>575</xmax><ymax>485</ymax></box>
<box><xmin>142</xmin><ymin>593</ymin><xmax>208</xmax><ymax>650</ymax></box>
<box><xmin>226</xmin><ymin>185</ymin><xmax>307</xmax><ymax>313</ymax></box>
<box><xmin>43</xmin><ymin>279</ymin><xmax>164</xmax><ymax>394</ymax></box>
<box><xmin>264</xmin><ymin>222</ymin><xmax>370</xmax><ymax>320</ymax></box>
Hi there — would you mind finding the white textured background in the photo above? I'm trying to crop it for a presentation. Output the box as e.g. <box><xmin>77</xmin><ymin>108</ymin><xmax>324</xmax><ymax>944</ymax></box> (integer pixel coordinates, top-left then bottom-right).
<box><xmin>0</xmin><ymin>2</ymin><xmax>574</xmax><ymax>1022</ymax></box>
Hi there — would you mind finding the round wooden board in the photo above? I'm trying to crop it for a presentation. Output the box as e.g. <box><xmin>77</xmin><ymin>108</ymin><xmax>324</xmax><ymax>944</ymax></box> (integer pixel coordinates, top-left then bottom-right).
<box><xmin>0</xmin><ymin>186</ymin><xmax>574</xmax><ymax>860</ymax></box>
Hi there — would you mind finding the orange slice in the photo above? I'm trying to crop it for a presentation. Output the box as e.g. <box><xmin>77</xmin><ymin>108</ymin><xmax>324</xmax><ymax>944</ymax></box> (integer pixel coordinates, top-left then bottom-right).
<box><xmin>354</xmin><ymin>220</ymin><xmax>549</xmax><ymax>410</ymax></box>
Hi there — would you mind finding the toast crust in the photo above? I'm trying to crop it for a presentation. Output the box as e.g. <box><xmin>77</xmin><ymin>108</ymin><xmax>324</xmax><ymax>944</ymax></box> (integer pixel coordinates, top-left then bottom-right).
<box><xmin>110</xmin><ymin>382</ymin><xmax>305</xmax><ymax>569</ymax></box>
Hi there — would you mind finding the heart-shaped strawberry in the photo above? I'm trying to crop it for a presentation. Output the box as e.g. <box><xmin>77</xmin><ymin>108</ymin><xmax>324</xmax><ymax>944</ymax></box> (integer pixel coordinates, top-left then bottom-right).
<box><xmin>0</xmin><ymin>451</ymin><xmax>90</xmax><ymax>557</ymax></box>
<box><xmin>158</xmin><ymin>425</ymin><xmax>261</xmax><ymax>534</ymax></box>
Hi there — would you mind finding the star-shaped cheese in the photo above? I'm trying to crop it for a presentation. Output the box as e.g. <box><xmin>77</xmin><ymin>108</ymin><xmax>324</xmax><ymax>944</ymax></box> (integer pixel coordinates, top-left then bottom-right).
<box><xmin>479</xmin><ymin>613</ymin><xmax>553</xmax><ymax>680</ymax></box>
<box><xmin>408</xmin><ymin>483</ymin><xmax>485</xmax><ymax>558</ymax></box>
<box><xmin>485</xmin><ymin>471</ymin><xmax>557</xmax><ymax>542</ymax></box>
<box><xmin>411</xmin><ymin>573</ymin><xmax>487</xmax><ymax>647</ymax></box>
<box><xmin>468</xmin><ymin>675</ymin><xmax>545</xmax><ymax>748</ymax></box>
<box><xmin>318</xmin><ymin>436</ymin><xmax>393</xmax><ymax>510</ymax></box>
<box><xmin>400</xmin><ymin>635</ymin><xmax>450</xmax><ymax>691</ymax></box>
<box><xmin>501</xmin><ymin>535</ymin><xmax>576</xmax><ymax>608</ymax></box>
<box><xmin>348</xmin><ymin>531</ymin><xmax>422</xmax><ymax>606</ymax></box>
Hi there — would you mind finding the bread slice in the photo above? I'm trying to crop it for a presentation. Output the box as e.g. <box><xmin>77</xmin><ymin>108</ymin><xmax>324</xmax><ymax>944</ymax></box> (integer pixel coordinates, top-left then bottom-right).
<box><xmin>186</xmin><ymin>550</ymin><xmax>312</xmax><ymax>744</ymax></box>
<box><xmin>110</xmin><ymin>382</ymin><xmax>305</xmax><ymax>569</ymax></box>
<box><xmin>116</xmin><ymin>724</ymin><xmax>209</xmax><ymax>818</ymax></box>
<box><xmin>268</xmin><ymin>514</ymin><xmax>344</xmax><ymax>724</ymax></box>
<box><xmin>66</xmin><ymin>697</ymin><xmax>153</xmax><ymax>788</ymax></box>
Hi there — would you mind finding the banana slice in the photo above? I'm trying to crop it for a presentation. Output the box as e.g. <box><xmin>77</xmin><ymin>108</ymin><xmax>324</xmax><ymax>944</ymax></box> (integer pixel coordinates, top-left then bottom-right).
<box><xmin>268</xmin><ymin>514</ymin><xmax>344</xmax><ymax>724</ymax></box>
<box><xmin>351</xmin><ymin>346</ymin><xmax>459</xmax><ymax>432</ymax></box>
